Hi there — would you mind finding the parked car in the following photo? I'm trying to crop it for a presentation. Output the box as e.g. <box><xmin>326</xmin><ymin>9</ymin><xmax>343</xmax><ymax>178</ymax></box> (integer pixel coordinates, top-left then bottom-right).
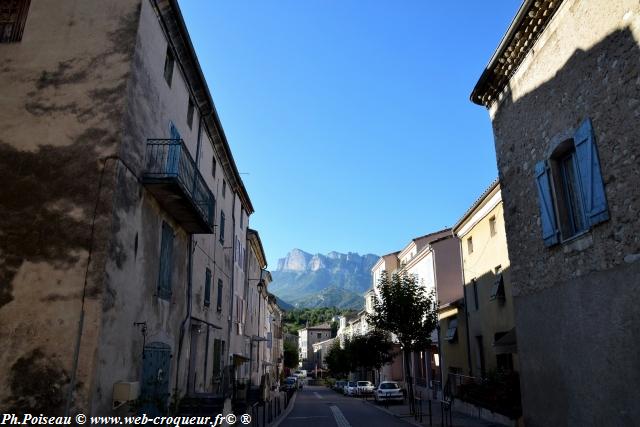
<box><xmin>280</xmin><ymin>376</ymin><xmax>298</xmax><ymax>391</ymax></box>
<box><xmin>357</xmin><ymin>381</ymin><xmax>375</xmax><ymax>395</ymax></box>
<box><xmin>334</xmin><ymin>380</ymin><xmax>347</xmax><ymax>392</ymax></box>
<box><xmin>343</xmin><ymin>381</ymin><xmax>358</xmax><ymax>396</ymax></box>
<box><xmin>374</xmin><ymin>381</ymin><xmax>404</xmax><ymax>404</ymax></box>
<box><xmin>293</xmin><ymin>369</ymin><xmax>307</xmax><ymax>378</ymax></box>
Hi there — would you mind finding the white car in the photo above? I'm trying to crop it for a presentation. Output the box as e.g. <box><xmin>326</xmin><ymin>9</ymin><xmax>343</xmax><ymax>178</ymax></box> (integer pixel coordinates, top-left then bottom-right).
<box><xmin>343</xmin><ymin>381</ymin><xmax>358</xmax><ymax>396</ymax></box>
<box><xmin>374</xmin><ymin>381</ymin><xmax>404</xmax><ymax>403</ymax></box>
<box><xmin>357</xmin><ymin>381</ymin><xmax>375</xmax><ymax>395</ymax></box>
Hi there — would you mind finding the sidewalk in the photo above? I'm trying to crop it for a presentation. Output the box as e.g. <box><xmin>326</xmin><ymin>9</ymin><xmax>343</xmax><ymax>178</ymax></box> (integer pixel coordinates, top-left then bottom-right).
<box><xmin>360</xmin><ymin>395</ymin><xmax>507</xmax><ymax>427</ymax></box>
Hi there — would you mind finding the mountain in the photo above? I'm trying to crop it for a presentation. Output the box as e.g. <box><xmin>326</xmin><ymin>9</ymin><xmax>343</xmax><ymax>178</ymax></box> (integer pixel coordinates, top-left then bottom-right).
<box><xmin>269</xmin><ymin>249</ymin><xmax>379</xmax><ymax>310</ymax></box>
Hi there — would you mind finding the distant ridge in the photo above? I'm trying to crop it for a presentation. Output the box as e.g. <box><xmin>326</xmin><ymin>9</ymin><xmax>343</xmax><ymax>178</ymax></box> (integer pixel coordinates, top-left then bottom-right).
<box><xmin>269</xmin><ymin>249</ymin><xmax>379</xmax><ymax>309</ymax></box>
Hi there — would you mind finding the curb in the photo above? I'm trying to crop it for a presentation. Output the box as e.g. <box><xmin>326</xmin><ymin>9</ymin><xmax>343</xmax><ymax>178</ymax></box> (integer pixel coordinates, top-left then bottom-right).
<box><xmin>270</xmin><ymin>391</ymin><xmax>298</xmax><ymax>427</ymax></box>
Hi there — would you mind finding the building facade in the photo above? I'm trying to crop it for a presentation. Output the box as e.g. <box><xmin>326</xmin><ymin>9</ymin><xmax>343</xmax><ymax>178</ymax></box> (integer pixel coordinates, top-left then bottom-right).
<box><xmin>472</xmin><ymin>0</ymin><xmax>640</xmax><ymax>424</ymax></box>
<box><xmin>297</xmin><ymin>324</ymin><xmax>332</xmax><ymax>371</ymax></box>
<box><xmin>0</xmin><ymin>0</ymin><xmax>283</xmax><ymax>416</ymax></box>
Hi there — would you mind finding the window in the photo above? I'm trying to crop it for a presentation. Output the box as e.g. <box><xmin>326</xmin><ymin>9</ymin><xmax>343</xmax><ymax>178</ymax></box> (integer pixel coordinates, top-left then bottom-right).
<box><xmin>472</xmin><ymin>278</ymin><xmax>479</xmax><ymax>310</ymax></box>
<box><xmin>490</xmin><ymin>273</ymin><xmax>505</xmax><ymax>301</ymax></box>
<box><xmin>0</xmin><ymin>0</ymin><xmax>30</xmax><ymax>43</ymax></box>
<box><xmin>222</xmin><ymin>180</ymin><xmax>226</xmax><ymax>198</ymax></box>
<box><xmin>204</xmin><ymin>268</ymin><xmax>211</xmax><ymax>307</ymax></box>
<box><xmin>240</xmin><ymin>209</ymin><xmax>244</xmax><ymax>229</ymax></box>
<box><xmin>212</xmin><ymin>156</ymin><xmax>217</xmax><ymax>178</ymax></box>
<box><xmin>317</xmin><ymin>333</ymin><xmax>321</xmax><ymax>339</ymax></box>
<box><xmin>216</xmin><ymin>279</ymin><xmax>223</xmax><ymax>311</ymax></box>
<box><xmin>187</xmin><ymin>98</ymin><xmax>194</xmax><ymax>129</ymax></box>
<box><xmin>467</xmin><ymin>237</ymin><xmax>473</xmax><ymax>254</ymax></box>
<box><xmin>489</xmin><ymin>216</ymin><xmax>497</xmax><ymax>236</ymax></box>
<box><xmin>157</xmin><ymin>222</ymin><xmax>174</xmax><ymax>300</ymax></box>
<box><xmin>163</xmin><ymin>46</ymin><xmax>175</xmax><ymax>87</ymax></box>
<box><xmin>535</xmin><ymin>118</ymin><xmax>609</xmax><ymax>246</ymax></box>
<box><xmin>445</xmin><ymin>318</ymin><xmax>458</xmax><ymax>342</ymax></box>
<box><xmin>219</xmin><ymin>211</ymin><xmax>225</xmax><ymax>244</ymax></box>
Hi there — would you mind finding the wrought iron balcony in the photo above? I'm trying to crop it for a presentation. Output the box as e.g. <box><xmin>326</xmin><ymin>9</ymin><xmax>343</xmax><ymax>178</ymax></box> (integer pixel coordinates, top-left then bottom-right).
<box><xmin>142</xmin><ymin>139</ymin><xmax>215</xmax><ymax>234</ymax></box>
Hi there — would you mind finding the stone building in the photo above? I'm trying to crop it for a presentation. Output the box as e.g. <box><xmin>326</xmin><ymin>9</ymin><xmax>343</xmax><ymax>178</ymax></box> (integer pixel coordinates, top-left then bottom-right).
<box><xmin>0</xmin><ymin>0</ymin><xmax>260</xmax><ymax>416</ymax></box>
<box><xmin>471</xmin><ymin>0</ymin><xmax>640</xmax><ymax>424</ymax></box>
<box><xmin>297</xmin><ymin>323</ymin><xmax>332</xmax><ymax>371</ymax></box>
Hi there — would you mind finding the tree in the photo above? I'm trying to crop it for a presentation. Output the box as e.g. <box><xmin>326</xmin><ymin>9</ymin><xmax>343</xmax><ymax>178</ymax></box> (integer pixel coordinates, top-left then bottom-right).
<box><xmin>367</xmin><ymin>271</ymin><xmax>438</xmax><ymax>413</ymax></box>
<box><xmin>283</xmin><ymin>341</ymin><xmax>299</xmax><ymax>369</ymax></box>
<box><xmin>325</xmin><ymin>340</ymin><xmax>349</xmax><ymax>378</ymax></box>
<box><xmin>348</xmin><ymin>331</ymin><xmax>395</xmax><ymax>378</ymax></box>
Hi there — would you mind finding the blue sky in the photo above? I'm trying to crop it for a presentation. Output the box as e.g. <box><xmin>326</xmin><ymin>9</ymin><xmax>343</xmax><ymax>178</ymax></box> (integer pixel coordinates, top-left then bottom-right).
<box><xmin>178</xmin><ymin>1</ymin><xmax>521</xmax><ymax>268</ymax></box>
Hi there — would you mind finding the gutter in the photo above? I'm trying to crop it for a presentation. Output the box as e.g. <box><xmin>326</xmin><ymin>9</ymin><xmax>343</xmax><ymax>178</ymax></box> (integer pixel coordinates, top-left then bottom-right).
<box><xmin>470</xmin><ymin>0</ymin><xmax>535</xmax><ymax>105</ymax></box>
<box><xmin>175</xmin><ymin>114</ymin><xmax>203</xmax><ymax>399</ymax></box>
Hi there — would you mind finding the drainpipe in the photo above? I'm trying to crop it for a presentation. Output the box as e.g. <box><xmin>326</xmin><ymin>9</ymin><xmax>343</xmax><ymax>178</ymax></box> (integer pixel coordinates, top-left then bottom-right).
<box><xmin>174</xmin><ymin>116</ymin><xmax>203</xmax><ymax>400</ymax></box>
<box><xmin>458</xmin><ymin>235</ymin><xmax>473</xmax><ymax>377</ymax></box>
<box><xmin>226</xmin><ymin>194</ymin><xmax>237</xmax><ymax>370</ymax></box>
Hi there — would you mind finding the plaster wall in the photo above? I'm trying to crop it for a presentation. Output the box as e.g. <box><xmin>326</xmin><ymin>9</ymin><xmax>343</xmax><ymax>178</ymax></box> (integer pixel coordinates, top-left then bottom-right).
<box><xmin>0</xmin><ymin>0</ymin><xmax>141</xmax><ymax>414</ymax></box>
<box><xmin>487</xmin><ymin>0</ymin><xmax>640</xmax><ymax>424</ymax></box>
<box><xmin>459</xmin><ymin>200</ymin><xmax>517</xmax><ymax>376</ymax></box>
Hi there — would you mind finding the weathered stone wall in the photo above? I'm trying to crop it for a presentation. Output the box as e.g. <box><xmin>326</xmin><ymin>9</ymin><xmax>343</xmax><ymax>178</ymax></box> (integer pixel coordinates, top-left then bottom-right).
<box><xmin>487</xmin><ymin>0</ymin><xmax>640</xmax><ymax>425</ymax></box>
<box><xmin>0</xmin><ymin>0</ymin><xmax>141</xmax><ymax>414</ymax></box>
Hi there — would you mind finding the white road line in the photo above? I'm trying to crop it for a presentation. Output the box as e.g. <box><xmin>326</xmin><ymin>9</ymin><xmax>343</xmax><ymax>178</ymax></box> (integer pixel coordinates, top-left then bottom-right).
<box><xmin>329</xmin><ymin>405</ymin><xmax>352</xmax><ymax>427</ymax></box>
<box><xmin>314</xmin><ymin>392</ymin><xmax>324</xmax><ymax>399</ymax></box>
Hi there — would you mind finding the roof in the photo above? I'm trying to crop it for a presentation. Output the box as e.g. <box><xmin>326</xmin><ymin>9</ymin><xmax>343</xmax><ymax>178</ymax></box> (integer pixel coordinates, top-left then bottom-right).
<box><xmin>247</xmin><ymin>228</ymin><xmax>267</xmax><ymax>269</ymax></box>
<box><xmin>471</xmin><ymin>0</ymin><xmax>564</xmax><ymax>107</ymax></box>
<box><xmin>154</xmin><ymin>0</ymin><xmax>254</xmax><ymax>214</ymax></box>
<box><xmin>452</xmin><ymin>179</ymin><xmax>500</xmax><ymax>233</ymax></box>
<box><xmin>301</xmin><ymin>323</ymin><xmax>332</xmax><ymax>331</ymax></box>
<box><xmin>412</xmin><ymin>228</ymin><xmax>451</xmax><ymax>244</ymax></box>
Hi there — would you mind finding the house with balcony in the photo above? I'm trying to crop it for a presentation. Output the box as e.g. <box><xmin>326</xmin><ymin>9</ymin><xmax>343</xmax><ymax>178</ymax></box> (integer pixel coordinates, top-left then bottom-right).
<box><xmin>471</xmin><ymin>0</ymin><xmax>640</xmax><ymax>424</ymax></box>
<box><xmin>0</xmin><ymin>0</ymin><xmax>258</xmax><ymax>416</ymax></box>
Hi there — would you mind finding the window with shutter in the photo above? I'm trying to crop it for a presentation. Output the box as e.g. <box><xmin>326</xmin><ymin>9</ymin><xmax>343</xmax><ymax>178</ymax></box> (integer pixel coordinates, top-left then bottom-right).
<box><xmin>158</xmin><ymin>222</ymin><xmax>174</xmax><ymax>300</ymax></box>
<box><xmin>216</xmin><ymin>279</ymin><xmax>223</xmax><ymax>312</ymax></box>
<box><xmin>204</xmin><ymin>268</ymin><xmax>211</xmax><ymax>307</ymax></box>
<box><xmin>535</xmin><ymin>118</ymin><xmax>609</xmax><ymax>245</ymax></box>
<box><xmin>219</xmin><ymin>211</ymin><xmax>225</xmax><ymax>244</ymax></box>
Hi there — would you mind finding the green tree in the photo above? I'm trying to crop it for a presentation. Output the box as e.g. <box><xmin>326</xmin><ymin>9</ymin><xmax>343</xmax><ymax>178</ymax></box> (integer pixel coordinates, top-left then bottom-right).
<box><xmin>283</xmin><ymin>340</ymin><xmax>299</xmax><ymax>369</ymax></box>
<box><xmin>367</xmin><ymin>271</ymin><xmax>438</xmax><ymax>413</ymax></box>
<box><xmin>325</xmin><ymin>340</ymin><xmax>349</xmax><ymax>378</ymax></box>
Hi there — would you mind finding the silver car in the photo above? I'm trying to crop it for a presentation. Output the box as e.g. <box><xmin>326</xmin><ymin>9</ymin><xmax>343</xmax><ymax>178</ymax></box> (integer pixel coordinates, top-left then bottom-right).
<box><xmin>343</xmin><ymin>381</ymin><xmax>358</xmax><ymax>396</ymax></box>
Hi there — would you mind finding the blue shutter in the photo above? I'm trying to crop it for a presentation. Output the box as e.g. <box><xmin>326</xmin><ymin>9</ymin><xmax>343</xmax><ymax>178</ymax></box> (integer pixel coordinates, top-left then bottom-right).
<box><xmin>219</xmin><ymin>211</ymin><xmax>225</xmax><ymax>243</ymax></box>
<box><xmin>158</xmin><ymin>222</ymin><xmax>174</xmax><ymax>299</ymax></box>
<box><xmin>535</xmin><ymin>161</ymin><xmax>559</xmax><ymax>246</ymax></box>
<box><xmin>169</xmin><ymin>121</ymin><xmax>181</xmax><ymax>140</ymax></box>
<box><xmin>204</xmin><ymin>268</ymin><xmax>212</xmax><ymax>307</ymax></box>
<box><xmin>573</xmin><ymin>118</ymin><xmax>609</xmax><ymax>226</ymax></box>
<box><xmin>140</xmin><ymin>342</ymin><xmax>171</xmax><ymax>416</ymax></box>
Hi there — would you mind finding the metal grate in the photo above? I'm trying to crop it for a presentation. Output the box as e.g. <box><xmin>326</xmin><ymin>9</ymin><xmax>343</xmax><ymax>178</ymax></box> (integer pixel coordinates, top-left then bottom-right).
<box><xmin>0</xmin><ymin>0</ymin><xmax>30</xmax><ymax>43</ymax></box>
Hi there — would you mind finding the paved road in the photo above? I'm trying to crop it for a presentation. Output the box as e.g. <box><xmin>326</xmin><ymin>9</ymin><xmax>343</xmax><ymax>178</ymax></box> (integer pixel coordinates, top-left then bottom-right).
<box><xmin>279</xmin><ymin>385</ymin><xmax>410</xmax><ymax>427</ymax></box>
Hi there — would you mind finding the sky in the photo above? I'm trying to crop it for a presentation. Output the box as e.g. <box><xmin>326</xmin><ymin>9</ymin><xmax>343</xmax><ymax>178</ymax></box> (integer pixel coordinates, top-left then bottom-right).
<box><xmin>178</xmin><ymin>1</ymin><xmax>522</xmax><ymax>268</ymax></box>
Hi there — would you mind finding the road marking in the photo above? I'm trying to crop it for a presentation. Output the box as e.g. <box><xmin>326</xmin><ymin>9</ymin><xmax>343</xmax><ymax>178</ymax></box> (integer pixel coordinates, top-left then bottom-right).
<box><xmin>314</xmin><ymin>392</ymin><xmax>323</xmax><ymax>399</ymax></box>
<box><xmin>329</xmin><ymin>405</ymin><xmax>352</xmax><ymax>427</ymax></box>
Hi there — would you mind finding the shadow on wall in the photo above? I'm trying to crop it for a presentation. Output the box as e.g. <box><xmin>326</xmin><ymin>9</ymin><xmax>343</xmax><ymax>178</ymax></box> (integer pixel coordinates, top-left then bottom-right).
<box><xmin>488</xmin><ymin>27</ymin><xmax>640</xmax><ymax>426</ymax></box>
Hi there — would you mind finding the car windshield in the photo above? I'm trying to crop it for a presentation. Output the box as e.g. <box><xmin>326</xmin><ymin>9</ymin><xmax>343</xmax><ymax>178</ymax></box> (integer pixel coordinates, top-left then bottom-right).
<box><xmin>380</xmin><ymin>383</ymin><xmax>399</xmax><ymax>389</ymax></box>
<box><xmin>348</xmin><ymin>382</ymin><xmax>357</xmax><ymax>387</ymax></box>
<box><xmin>357</xmin><ymin>381</ymin><xmax>371</xmax><ymax>386</ymax></box>
<box><xmin>285</xmin><ymin>379</ymin><xmax>295</xmax><ymax>384</ymax></box>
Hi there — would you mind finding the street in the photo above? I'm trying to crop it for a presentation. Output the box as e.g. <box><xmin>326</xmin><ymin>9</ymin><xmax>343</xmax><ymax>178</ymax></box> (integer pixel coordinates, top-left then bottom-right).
<box><xmin>278</xmin><ymin>385</ymin><xmax>410</xmax><ymax>427</ymax></box>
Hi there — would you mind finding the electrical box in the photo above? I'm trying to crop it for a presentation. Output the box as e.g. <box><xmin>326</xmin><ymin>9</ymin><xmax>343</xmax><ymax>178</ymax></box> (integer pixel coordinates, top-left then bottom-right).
<box><xmin>112</xmin><ymin>381</ymin><xmax>140</xmax><ymax>409</ymax></box>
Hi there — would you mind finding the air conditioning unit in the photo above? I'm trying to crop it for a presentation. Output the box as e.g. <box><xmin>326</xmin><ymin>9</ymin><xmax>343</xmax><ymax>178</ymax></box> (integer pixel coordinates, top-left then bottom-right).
<box><xmin>113</xmin><ymin>381</ymin><xmax>140</xmax><ymax>409</ymax></box>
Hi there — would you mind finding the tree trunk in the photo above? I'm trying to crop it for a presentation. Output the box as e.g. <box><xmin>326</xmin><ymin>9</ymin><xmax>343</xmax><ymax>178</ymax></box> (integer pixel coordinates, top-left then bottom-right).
<box><xmin>403</xmin><ymin>348</ymin><xmax>414</xmax><ymax>414</ymax></box>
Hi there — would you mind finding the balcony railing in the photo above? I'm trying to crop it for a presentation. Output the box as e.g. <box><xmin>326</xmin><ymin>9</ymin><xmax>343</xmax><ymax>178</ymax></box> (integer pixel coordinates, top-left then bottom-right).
<box><xmin>142</xmin><ymin>139</ymin><xmax>215</xmax><ymax>234</ymax></box>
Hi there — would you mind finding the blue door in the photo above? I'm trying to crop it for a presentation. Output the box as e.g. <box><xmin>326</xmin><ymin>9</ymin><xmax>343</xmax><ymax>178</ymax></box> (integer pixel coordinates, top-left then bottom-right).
<box><xmin>140</xmin><ymin>342</ymin><xmax>172</xmax><ymax>416</ymax></box>
<box><xmin>167</xmin><ymin>122</ymin><xmax>181</xmax><ymax>175</ymax></box>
